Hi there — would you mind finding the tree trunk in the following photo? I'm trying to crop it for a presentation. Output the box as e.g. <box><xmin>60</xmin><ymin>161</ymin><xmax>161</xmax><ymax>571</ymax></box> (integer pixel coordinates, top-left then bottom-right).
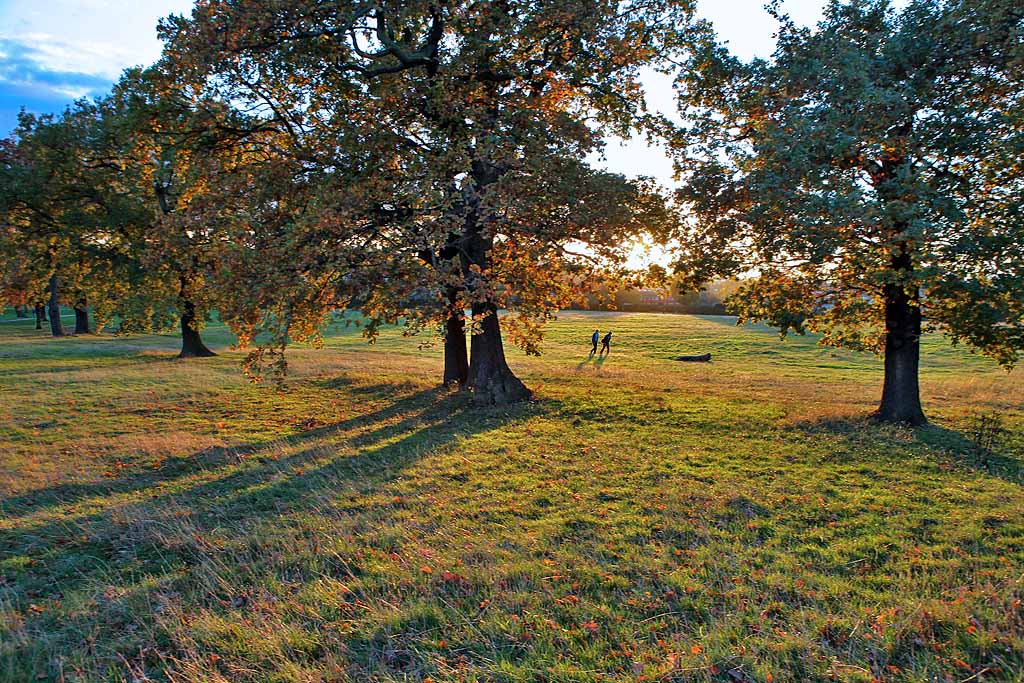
<box><xmin>179</xmin><ymin>299</ymin><xmax>216</xmax><ymax>358</ymax></box>
<box><xmin>876</xmin><ymin>283</ymin><xmax>926</xmax><ymax>425</ymax></box>
<box><xmin>34</xmin><ymin>304</ymin><xmax>45</xmax><ymax>330</ymax></box>
<box><xmin>73</xmin><ymin>299</ymin><xmax>90</xmax><ymax>335</ymax></box>
<box><xmin>14</xmin><ymin>304</ymin><xmax>29</xmax><ymax>318</ymax></box>
<box><xmin>47</xmin><ymin>275</ymin><xmax>65</xmax><ymax>337</ymax></box>
<box><xmin>467</xmin><ymin>304</ymin><xmax>531</xmax><ymax>406</ymax></box>
<box><xmin>443</xmin><ymin>290</ymin><xmax>469</xmax><ymax>387</ymax></box>
<box><xmin>457</xmin><ymin>157</ymin><xmax>530</xmax><ymax>405</ymax></box>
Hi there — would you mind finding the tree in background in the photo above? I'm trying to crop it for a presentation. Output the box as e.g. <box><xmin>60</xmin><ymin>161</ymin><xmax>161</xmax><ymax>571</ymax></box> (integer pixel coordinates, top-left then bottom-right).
<box><xmin>0</xmin><ymin>110</ymin><xmax>130</xmax><ymax>338</ymax></box>
<box><xmin>0</xmin><ymin>67</ymin><xmax>276</xmax><ymax>356</ymax></box>
<box><xmin>104</xmin><ymin>68</ymin><xmax>255</xmax><ymax>359</ymax></box>
<box><xmin>0</xmin><ymin>239</ymin><xmax>36</xmax><ymax>319</ymax></box>
<box><xmin>673</xmin><ymin>0</ymin><xmax>1024</xmax><ymax>424</ymax></box>
<box><xmin>0</xmin><ymin>130</ymin><xmax>61</xmax><ymax>336</ymax></box>
<box><xmin>159</xmin><ymin>0</ymin><xmax>689</xmax><ymax>404</ymax></box>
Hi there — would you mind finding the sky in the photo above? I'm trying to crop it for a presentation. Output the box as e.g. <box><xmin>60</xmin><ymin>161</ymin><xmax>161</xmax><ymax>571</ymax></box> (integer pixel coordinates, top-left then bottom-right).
<box><xmin>0</xmin><ymin>0</ymin><xmax>830</xmax><ymax>185</ymax></box>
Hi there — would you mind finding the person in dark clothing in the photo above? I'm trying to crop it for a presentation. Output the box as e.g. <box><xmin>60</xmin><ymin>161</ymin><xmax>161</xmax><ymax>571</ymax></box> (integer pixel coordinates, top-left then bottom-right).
<box><xmin>590</xmin><ymin>329</ymin><xmax>600</xmax><ymax>355</ymax></box>
<box><xmin>600</xmin><ymin>331</ymin><xmax>612</xmax><ymax>355</ymax></box>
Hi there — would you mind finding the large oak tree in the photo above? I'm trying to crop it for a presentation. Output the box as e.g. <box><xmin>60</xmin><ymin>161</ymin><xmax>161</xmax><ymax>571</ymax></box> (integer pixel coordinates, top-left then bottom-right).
<box><xmin>673</xmin><ymin>0</ymin><xmax>1024</xmax><ymax>424</ymax></box>
<box><xmin>158</xmin><ymin>0</ymin><xmax>690</xmax><ymax>404</ymax></box>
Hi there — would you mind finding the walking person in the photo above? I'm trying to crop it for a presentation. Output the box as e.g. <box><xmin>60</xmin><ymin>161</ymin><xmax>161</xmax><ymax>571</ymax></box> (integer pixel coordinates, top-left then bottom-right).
<box><xmin>590</xmin><ymin>329</ymin><xmax>600</xmax><ymax>355</ymax></box>
<box><xmin>600</xmin><ymin>331</ymin><xmax>612</xmax><ymax>355</ymax></box>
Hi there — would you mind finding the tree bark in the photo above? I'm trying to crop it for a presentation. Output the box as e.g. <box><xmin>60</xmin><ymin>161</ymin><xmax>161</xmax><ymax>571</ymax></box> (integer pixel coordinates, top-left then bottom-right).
<box><xmin>443</xmin><ymin>290</ymin><xmax>469</xmax><ymax>387</ymax></box>
<box><xmin>876</xmin><ymin>282</ymin><xmax>926</xmax><ymax>425</ymax></box>
<box><xmin>467</xmin><ymin>303</ymin><xmax>531</xmax><ymax>406</ymax></box>
<box><xmin>870</xmin><ymin>157</ymin><xmax>927</xmax><ymax>425</ymax></box>
<box><xmin>179</xmin><ymin>299</ymin><xmax>216</xmax><ymax>358</ymax></box>
<box><xmin>47</xmin><ymin>275</ymin><xmax>65</xmax><ymax>337</ymax></box>
<box><xmin>73</xmin><ymin>299</ymin><xmax>90</xmax><ymax>334</ymax></box>
<box><xmin>14</xmin><ymin>305</ymin><xmax>29</xmax><ymax>318</ymax></box>
<box><xmin>456</xmin><ymin>156</ymin><xmax>530</xmax><ymax>405</ymax></box>
<box><xmin>34</xmin><ymin>304</ymin><xmax>45</xmax><ymax>329</ymax></box>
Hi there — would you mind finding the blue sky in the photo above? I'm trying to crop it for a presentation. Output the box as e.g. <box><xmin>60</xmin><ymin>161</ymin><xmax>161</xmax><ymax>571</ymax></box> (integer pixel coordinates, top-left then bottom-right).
<box><xmin>0</xmin><ymin>0</ymin><xmax>193</xmax><ymax>132</ymax></box>
<box><xmin>0</xmin><ymin>0</ymin><xmax>828</xmax><ymax>183</ymax></box>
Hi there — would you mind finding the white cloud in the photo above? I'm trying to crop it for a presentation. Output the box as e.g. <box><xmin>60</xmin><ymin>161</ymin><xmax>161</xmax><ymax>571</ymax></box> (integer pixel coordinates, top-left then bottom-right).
<box><xmin>4</xmin><ymin>32</ymin><xmax>139</xmax><ymax>78</ymax></box>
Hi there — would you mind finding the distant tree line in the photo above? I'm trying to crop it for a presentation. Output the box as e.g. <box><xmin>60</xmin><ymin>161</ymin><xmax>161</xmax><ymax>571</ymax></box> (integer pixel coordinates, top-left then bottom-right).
<box><xmin>576</xmin><ymin>279</ymin><xmax>742</xmax><ymax>315</ymax></box>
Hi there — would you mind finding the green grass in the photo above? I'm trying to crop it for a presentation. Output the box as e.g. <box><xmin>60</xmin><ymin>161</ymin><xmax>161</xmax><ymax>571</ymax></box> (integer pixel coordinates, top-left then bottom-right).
<box><xmin>1</xmin><ymin>311</ymin><xmax>1022</xmax><ymax>683</ymax></box>
<box><xmin>0</xmin><ymin>306</ymin><xmax>78</xmax><ymax>324</ymax></box>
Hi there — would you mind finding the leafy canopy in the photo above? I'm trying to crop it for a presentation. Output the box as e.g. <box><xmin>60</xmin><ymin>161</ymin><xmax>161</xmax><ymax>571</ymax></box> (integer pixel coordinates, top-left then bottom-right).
<box><xmin>157</xmin><ymin>0</ymin><xmax>692</xmax><ymax>361</ymax></box>
<box><xmin>674</xmin><ymin>0</ymin><xmax>1024</xmax><ymax>365</ymax></box>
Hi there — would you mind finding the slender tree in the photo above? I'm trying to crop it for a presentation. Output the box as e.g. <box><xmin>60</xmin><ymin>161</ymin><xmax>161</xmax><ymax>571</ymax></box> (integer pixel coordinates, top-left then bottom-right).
<box><xmin>673</xmin><ymin>0</ymin><xmax>1024</xmax><ymax>424</ymax></box>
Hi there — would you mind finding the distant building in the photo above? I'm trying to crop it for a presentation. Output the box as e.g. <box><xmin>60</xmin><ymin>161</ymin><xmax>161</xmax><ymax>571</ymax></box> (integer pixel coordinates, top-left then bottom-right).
<box><xmin>636</xmin><ymin>289</ymin><xmax>676</xmax><ymax>307</ymax></box>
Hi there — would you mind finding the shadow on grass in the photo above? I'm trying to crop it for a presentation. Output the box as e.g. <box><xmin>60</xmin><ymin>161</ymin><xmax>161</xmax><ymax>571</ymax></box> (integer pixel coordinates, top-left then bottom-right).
<box><xmin>793</xmin><ymin>414</ymin><xmax>1023</xmax><ymax>484</ymax></box>
<box><xmin>2</xmin><ymin>382</ymin><xmax>520</xmax><ymax>552</ymax></box>
<box><xmin>2</xmin><ymin>377</ymin><xmax>537</xmax><ymax>678</ymax></box>
<box><xmin>0</xmin><ymin>348</ymin><xmax>184</xmax><ymax>379</ymax></box>
<box><xmin>1</xmin><ymin>379</ymin><xmax>530</xmax><ymax>575</ymax></box>
<box><xmin>575</xmin><ymin>350</ymin><xmax>597</xmax><ymax>370</ymax></box>
<box><xmin>0</xmin><ymin>383</ymin><xmax>467</xmax><ymax>519</ymax></box>
<box><xmin>917</xmin><ymin>423</ymin><xmax>1023</xmax><ymax>484</ymax></box>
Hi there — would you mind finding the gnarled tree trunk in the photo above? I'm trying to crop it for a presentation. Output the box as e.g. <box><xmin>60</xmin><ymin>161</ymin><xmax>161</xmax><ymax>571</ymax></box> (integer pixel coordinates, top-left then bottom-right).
<box><xmin>47</xmin><ymin>275</ymin><xmax>65</xmax><ymax>337</ymax></box>
<box><xmin>467</xmin><ymin>303</ymin><xmax>531</xmax><ymax>406</ymax></box>
<box><xmin>73</xmin><ymin>299</ymin><xmax>90</xmax><ymax>334</ymax></box>
<box><xmin>458</xmin><ymin>159</ymin><xmax>530</xmax><ymax>406</ymax></box>
<box><xmin>876</xmin><ymin>281</ymin><xmax>926</xmax><ymax>426</ymax></box>
<box><xmin>179</xmin><ymin>298</ymin><xmax>216</xmax><ymax>359</ymax></box>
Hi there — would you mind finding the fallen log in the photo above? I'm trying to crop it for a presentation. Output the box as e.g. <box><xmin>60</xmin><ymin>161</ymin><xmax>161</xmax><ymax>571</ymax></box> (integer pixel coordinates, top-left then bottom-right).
<box><xmin>675</xmin><ymin>353</ymin><xmax>712</xmax><ymax>362</ymax></box>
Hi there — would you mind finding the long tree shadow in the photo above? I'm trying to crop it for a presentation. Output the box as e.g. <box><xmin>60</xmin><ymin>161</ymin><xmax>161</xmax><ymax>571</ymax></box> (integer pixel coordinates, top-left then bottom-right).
<box><xmin>1</xmin><ymin>383</ymin><xmax>449</xmax><ymax>519</ymax></box>
<box><xmin>2</xmin><ymin>381</ymin><xmax>535</xmax><ymax>605</ymax></box>
<box><xmin>793</xmin><ymin>414</ymin><xmax>1023</xmax><ymax>485</ymax></box>
<box><xmin>0</xmin><ymin>350</ymin><xmax>180</xmax><ymax>379</ymax></box>
<box><xmin>4</xmin><ymin>378</ymin><xmax>541</xmax><ymax>680</ymax></box>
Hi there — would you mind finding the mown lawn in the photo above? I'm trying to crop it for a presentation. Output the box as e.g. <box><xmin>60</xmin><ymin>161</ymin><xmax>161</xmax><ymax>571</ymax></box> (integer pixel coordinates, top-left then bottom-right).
<box><xmin>1</xmin><ymin>312</ymin><xmax>1022</xmax><ymax>683</ymax></box>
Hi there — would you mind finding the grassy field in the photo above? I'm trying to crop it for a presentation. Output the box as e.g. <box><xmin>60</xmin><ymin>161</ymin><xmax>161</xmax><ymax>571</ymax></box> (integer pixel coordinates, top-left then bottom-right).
<box><xmin>1</xmin><ymin>311</ymin><xmax>1022</xmax><ymax>683</ymax></box>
